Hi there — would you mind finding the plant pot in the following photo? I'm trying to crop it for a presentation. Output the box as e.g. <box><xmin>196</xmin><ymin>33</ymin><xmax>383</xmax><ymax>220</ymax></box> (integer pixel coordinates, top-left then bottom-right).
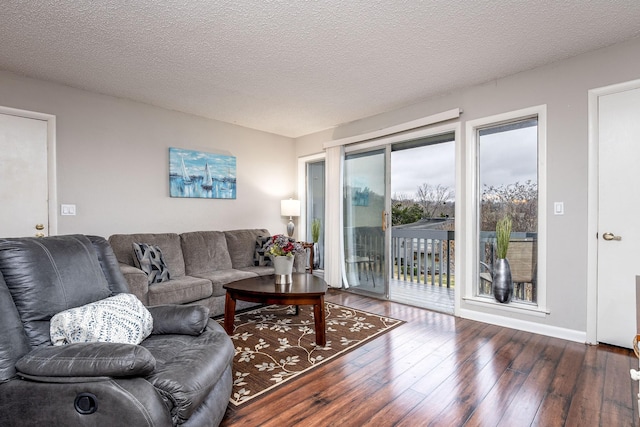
<box><xmin>273</xmin><ymin>255</ymin><xmax>294</xmax><ymax>284</ymax></box>
<box><xmin>493</xmin><ymin>258</ymin><xmax>513</xmax><ymax>303</ymax></box>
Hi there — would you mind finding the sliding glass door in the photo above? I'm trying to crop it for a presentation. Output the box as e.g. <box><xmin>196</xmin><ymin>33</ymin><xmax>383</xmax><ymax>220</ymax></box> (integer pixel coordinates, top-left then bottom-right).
<box><xmin>343</xmin><ymin>148</ymin><xmax>389</xmax><ymax>296</ymax></box>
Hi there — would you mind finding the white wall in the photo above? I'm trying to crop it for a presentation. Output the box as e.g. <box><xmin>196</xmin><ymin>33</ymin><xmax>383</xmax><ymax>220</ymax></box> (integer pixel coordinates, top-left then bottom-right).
<box><xmin>296</xmin><ymin>36</ymin><xmax>640</xmax><ymax>336</ymax></box>
<box><xmin>3</xmin><ymin>34</ymin><xmax>639</xmax><ymax>337</ymax></box>
<box><xmin>0</xmin><ymin>71</ymin><xmax>298</xmax><ymax>238</ymax></box>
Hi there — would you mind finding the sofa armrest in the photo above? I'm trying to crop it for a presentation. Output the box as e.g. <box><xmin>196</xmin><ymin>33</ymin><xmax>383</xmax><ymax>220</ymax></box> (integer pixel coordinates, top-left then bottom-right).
<box><xmin>15</xmin><ymin>342</ymin><xmax>156</xmax><ymax>378</ymax></box>
<box><xmin>118</xmin><ymin>262</ymin><xmax>150</xmax><ymax>304</ymax></box>
<box><xmin>147</xmin><ymin>304</ymin><xmax>210</xmax><ymax>336</ymax></box>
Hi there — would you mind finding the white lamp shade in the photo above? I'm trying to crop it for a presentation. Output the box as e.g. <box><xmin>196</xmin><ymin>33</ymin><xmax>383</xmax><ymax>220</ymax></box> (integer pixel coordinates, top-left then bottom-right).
<box><xmin>281</xmin><ymin>199</ymin><xmax>300</xmax><ymax>217</ymax></box>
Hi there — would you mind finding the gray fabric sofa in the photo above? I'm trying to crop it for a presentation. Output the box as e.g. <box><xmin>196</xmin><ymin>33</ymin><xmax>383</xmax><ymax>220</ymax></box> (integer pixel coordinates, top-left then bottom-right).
<box><xmin>108</xmin><ymin>229</ymin><xmax>305</xmax><ymax>317</ymax></box>
<box><xmin>0</xmin><ymin>234</ymin><xmax>234</xmax><ymax>426</ymax></box>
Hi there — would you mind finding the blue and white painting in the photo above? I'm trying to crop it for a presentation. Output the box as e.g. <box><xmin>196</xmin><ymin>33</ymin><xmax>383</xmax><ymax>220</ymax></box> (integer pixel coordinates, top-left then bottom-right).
<box><xmin>169</xmin><ymin>148</ymin><xmax>236</xmax><ymax>199</ymax></box>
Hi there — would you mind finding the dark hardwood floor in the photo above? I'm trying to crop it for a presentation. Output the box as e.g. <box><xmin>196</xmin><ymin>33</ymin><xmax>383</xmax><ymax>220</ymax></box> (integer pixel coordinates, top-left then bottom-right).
<box><xmin>220</xmin><ymin>289</ymin><xmax>638</xmax><ymax>426</ymax></box>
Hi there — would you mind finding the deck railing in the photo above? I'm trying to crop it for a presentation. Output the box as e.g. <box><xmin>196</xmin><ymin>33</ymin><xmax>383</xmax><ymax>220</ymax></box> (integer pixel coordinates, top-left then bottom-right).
<box><xmin>347</xmin><ymin>228</ymin><xmax>535</xmax><ymax>299</ymax></box>
<box><xmin>391</xmin><ymin>229</ymin><xmax>455</xmax><ymax>288</ymax></box>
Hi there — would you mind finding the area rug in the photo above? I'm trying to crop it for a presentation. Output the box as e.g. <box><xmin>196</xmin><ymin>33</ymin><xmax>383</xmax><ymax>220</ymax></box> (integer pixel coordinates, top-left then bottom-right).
<box><xmin>218</xmin><ymin>302</ymin><xmax>404</xmax><ymax>407</ymax></box>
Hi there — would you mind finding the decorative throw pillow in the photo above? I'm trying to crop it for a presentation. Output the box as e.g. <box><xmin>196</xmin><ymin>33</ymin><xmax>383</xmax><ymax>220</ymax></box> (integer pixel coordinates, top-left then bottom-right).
<box><xmin>50</xmin><ymin>293</ymin><xmax>153</xmax><ymax>346</ymax></box>
<box><xmin>132</xmin><ymin>242</ymin><xmax>171</xmax><ymax>284</ymax></box>
<box><xmin>254</xmin><ymin>236</ymin><xmax>273</xmax><ymax>266</ymax></box>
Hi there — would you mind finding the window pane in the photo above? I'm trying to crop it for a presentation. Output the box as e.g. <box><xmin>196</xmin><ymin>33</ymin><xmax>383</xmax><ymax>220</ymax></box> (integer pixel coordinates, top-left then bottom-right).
<box><xmin>478</xmin><ymin>118</ymin><xmax>538</xmax><ymax>303</ymax></box>
<box><xmin>343</xmin><ymin>149</ymin><xmax>386</xmax><ymax>294</ymax></box>
<box><xmin>306</xmin><ymin>160</ymin><xmax>325</xmax><ymax>270</ymax></box>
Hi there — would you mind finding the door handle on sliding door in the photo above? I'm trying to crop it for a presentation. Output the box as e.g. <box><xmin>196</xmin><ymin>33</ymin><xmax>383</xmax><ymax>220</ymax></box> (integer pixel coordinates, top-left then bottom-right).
<box><xmin>381</xmin><ymin>211</ymin><xmax>387</xmax><ymax>232</ymax></box>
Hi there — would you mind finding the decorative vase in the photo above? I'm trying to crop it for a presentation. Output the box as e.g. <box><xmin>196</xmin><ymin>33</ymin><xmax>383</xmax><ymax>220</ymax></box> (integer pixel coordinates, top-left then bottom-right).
<box><xmin>493</xmin><ymin>258</ymin><xmax>513</xmax><ymax>303</ymax></box>
<box><xmin>273</xmin><ymin>255</ymin><xmax>294</xmax><ymax>285</ymax></box>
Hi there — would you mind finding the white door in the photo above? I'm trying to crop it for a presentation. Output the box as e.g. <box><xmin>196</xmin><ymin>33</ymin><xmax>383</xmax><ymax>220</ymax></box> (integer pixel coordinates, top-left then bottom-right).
<box><xmin>0</xmin><ymin>112</ymin><xmax>50</xmax><ymax>237</ymax></box>
<box><xmin>597</xmin><ymin>86</ymin><xmax>640</xmax><ymax>348</ymax></box>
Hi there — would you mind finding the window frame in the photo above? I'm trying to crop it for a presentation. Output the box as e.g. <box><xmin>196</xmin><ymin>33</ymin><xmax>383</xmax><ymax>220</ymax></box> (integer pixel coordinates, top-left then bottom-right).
<box><xmin>464</xmin><ymin>105</ymin><xmax>548</xmax><ymax>315</ymax></box>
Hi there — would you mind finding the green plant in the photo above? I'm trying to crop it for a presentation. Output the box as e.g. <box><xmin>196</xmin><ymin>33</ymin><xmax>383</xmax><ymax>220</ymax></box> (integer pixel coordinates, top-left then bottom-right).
<box><xmin>311</xmin><ymin>218</ymin><xmax>321</xmax><ymax>243</ymax></box>
<box><xmin>496</xmin><ymin>215</ymin><xmax>512</xmax><ymax>259</ymax></box>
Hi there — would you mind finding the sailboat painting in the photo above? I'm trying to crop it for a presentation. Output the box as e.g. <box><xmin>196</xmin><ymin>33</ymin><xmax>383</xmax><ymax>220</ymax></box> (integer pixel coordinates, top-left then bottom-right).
<box><xmin>169</xmin><ymin>148</ymin><xmax>236</xmax><ymax>199</ymax></box>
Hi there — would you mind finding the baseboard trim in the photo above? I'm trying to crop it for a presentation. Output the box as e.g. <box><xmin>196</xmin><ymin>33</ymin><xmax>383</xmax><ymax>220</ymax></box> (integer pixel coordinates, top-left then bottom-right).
<box><xmin>459</xmin><ymin>308</ymin><xmax>587</xmax><ymax>344</ymax></box>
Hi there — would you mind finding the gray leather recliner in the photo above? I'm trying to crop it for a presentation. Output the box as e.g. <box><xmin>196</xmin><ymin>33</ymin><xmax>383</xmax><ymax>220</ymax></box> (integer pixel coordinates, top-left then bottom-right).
<box><xmin>0</xmin><ymin>234</ymin><xmax>234</xmax><ymax>426</ymax></box>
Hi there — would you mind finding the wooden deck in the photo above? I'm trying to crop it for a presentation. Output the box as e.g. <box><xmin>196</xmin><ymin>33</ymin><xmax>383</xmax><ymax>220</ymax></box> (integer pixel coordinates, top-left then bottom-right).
<box><xmin>344</xmin><ymin>274</ymin><xmax>455</xmax><ymax>314</ymax></box>
<box><xmin>221</xmin><ymin>289</ymin><xmax>638</xmax><ymax>426</ymax></box>
<box><xmin>390</xmin><ymin>277</ymin><xmax>454</xmax><ymax>314</ymax></box>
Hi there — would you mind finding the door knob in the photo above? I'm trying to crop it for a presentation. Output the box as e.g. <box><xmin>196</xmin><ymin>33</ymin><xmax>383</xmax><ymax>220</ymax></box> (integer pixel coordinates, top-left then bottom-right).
<box><xmin>602</xmin><ymin>232</ymin><xmax>622</xmax><ymax>241</ymax></box>
<box><xmin>35</xmin><ymin>224</ymin><xmax>44</xmax><ymax>230</ymax></box>
<box><xmin>35</xmin><ymin>233</ymin><xmax>45</xmax><ymax>238</ymax></box>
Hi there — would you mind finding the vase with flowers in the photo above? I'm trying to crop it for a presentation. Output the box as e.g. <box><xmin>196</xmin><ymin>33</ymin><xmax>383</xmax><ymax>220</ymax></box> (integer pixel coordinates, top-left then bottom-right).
<box><xmin>263</xmin><ymin>234</ymin><xmax>304</xmax><ymax>284</ymax></box>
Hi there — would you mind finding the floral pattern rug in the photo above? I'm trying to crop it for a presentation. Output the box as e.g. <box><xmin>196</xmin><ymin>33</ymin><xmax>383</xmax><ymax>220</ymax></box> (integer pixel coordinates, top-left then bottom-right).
<box><xmin>218</xmin><ymin>302</ymin><xmax>404</xmax><ymax>407</ymax></box>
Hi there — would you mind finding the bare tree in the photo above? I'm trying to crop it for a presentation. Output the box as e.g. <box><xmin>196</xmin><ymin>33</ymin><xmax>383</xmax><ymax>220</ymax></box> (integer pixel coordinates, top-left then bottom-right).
<box><xmin>391</xmin><ymin>192</ymin><xmax>412</xmax><ymax>205</ymax></box>
<box><xmin>481</xmin><ymin>180</ymin><xmax>537</xmax><ymax>232</ymax></box>
<box><xmin>416</xmin><ymin>183</ymin><xmax>453</xmax><ymax>218</ymax></box>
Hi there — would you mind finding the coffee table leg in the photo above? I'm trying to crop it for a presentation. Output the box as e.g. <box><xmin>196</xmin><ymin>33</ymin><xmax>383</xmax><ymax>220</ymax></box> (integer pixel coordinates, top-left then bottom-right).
<box><xmin>313</xmin><ymin>295</ymin><xmax>326</xmax><ymax>346</ymax></box>
<box><xmin>224</xmin><ymin>292</ymin><xmax>236</xmax><ymax>335</ymax></box>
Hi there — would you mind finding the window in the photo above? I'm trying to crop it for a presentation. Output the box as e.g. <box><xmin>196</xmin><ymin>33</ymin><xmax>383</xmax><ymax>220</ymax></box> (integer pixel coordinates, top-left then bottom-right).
<box><xmin>465</xmin><ymin>106</ymin><xmax>546</xmax><ymax>312</ymax></box>
<box><xmin>306</xmin><ymin>160</ymin><xmax>325</xmax><ymax>270</ymax></box>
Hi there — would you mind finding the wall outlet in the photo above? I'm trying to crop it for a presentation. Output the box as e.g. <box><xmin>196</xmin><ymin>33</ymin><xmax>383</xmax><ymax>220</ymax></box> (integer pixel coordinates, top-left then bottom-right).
<box><xmin>61</xmin><ymin>204</ymin><xmax>76</xmax><ymax>216</ymax></box>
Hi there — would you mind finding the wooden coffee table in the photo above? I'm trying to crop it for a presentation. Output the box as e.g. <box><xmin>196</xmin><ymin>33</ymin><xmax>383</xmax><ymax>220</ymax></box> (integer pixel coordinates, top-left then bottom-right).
<box><xmin>223</xmin><ymin>273</ymin><xmax>328</xmax><ymax>346</ymax></box>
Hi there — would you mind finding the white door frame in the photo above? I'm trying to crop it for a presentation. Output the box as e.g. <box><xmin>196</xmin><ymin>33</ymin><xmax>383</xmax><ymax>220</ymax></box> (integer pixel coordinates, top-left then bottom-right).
<box><xmin>0</xmin><ymin>106</ymin><xmax>57</xmax><ymax>236</ymax></box>
<box><xmin>297</xmin><ymin>152</ymin><xmax>326</xmax><ymax>243</ymax></box>
<box><xmin>586</xmin><ymin>78</ymin><xmax>640</xmax><ymax>344</ymax></box>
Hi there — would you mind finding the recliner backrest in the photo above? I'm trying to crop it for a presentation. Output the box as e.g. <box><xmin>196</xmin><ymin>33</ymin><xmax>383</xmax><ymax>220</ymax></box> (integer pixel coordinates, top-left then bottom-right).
<box><xmin>0</xmin><ymin>235</ymin><xmax>112</xmax><ymax>347</ymax></box>
<box><xmin>0</xmin><ymin>270</ymin><xmax>30</xmax><ymax>381</ymax></box>
<box><xmin>87</xmin><ymin>235</ymin><xmax>131</xmax><ymax>294</ymax></box>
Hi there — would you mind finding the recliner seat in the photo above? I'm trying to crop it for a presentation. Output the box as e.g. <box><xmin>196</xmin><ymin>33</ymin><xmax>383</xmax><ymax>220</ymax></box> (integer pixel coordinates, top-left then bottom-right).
<box><xmin>0</xmin><ymin>234</ymin><xmax>234</xmax><ymax>426</ymax></box>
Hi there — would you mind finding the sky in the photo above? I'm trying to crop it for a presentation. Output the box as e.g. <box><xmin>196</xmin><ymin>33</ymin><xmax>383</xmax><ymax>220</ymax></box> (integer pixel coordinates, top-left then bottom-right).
<box><xmin>391</xmin><ymin>141</ymin><xmax>455</xmax><ymax>198</ymax></box>
<box><xmin>390</xmin><ymin>126</ymin><xmax>537</xmax><ymax>200</ymax></box>
<box><xmin>169</xmin><ymin>147</ymin><xmax>236</xmax><ymax>178</ymax></box>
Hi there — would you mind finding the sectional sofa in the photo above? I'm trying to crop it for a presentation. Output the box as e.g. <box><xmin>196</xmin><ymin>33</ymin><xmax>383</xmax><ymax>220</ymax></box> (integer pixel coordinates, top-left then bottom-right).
<box><xmin>108</xmin><ymin>229</ymin><xmax>306</xmax><ymax>317</ymax></box>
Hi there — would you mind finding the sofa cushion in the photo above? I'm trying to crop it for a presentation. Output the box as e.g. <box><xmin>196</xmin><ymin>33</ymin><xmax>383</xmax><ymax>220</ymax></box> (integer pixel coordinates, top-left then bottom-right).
<box><xmin>0</xmin><ymin>235</ymin><xmax>112</xmax><ymax>348</ymax></box>
<box><xmin>141</xmin><ymin>320</ymin><xmax>234</xmax><ymax>425</ymax></box>
<box><xmin>238</xmin><ymin>266</ymin><xmax>276</xmax><ymax>277</ymax></box>
<box><xmin>109</xmin><ymin>233</ymin><xmax>186</xmax><ymax>278</ymax></box>
<box><xmin>254</xmin><ymin>235</ymin><xmax>273</xmax><ymax>266</ymax></box>
<box><xmin>133</xmin><ymin>243</ymin><xmax>171</xmax><ymax>284</ymax></box>
<box><xmin>191</xmin><ymin>269</ymin><xmax>258</xmax><ymax>297</ymax></box>
<box><xmin>147</xmin><ymin>276</ymin><xmax>212</xmax><ymax>306</ymax></box>
<box><xmin>180</xmin><ymin>231</ymin><xmax>232</xmax><ymax>275</ymax></box>
<box><xmin>224</xmin><ymin>229</ymin><xmax>270</xmax><ymax>269</ymax></box>
<box><xmin>50</xmin><ymin>294</ymin><xmax>153</xmax><ymax>346</ymax></box>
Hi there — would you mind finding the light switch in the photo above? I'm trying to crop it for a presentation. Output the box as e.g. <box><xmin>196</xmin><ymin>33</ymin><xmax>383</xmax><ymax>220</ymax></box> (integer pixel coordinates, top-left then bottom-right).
<box><xmin>554</xmin><ymin>202</ymin><xmax>564</xmax><ymax>215</ymax></box>
<box><xmin>61</xmin><ymin>204</ymin><xmax>76</xmax><ymax>216</ymax></box>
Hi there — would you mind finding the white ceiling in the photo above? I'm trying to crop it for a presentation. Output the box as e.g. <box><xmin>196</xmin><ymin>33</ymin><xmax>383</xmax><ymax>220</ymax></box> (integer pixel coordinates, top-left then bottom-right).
<box><xmin>1</xmin><ymin>1</ymin><xmax>639</xmax><ymax>138</ymax></box>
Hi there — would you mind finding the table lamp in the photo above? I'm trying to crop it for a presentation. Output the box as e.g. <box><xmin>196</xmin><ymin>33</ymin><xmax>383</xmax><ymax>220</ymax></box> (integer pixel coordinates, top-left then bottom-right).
<box><xmin>281</xmin><ymin>198</ymin><xmax>300</xmax><ymax>238</ymax></box>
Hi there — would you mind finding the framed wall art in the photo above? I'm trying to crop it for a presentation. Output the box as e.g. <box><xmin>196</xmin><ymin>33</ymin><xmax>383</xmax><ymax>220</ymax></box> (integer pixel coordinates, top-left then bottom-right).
<box><xmin>169</xmin><ymin>147</ymin><xmax>236</xmax><ymax>199</ymax></box>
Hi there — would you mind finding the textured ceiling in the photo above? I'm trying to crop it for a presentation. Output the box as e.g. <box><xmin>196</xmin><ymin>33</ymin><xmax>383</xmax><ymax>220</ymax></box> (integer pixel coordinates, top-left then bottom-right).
<box><xmin>1</xmin><ymin>1</ymin><xmax>640</xmax><ymax>138</ymax></box>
